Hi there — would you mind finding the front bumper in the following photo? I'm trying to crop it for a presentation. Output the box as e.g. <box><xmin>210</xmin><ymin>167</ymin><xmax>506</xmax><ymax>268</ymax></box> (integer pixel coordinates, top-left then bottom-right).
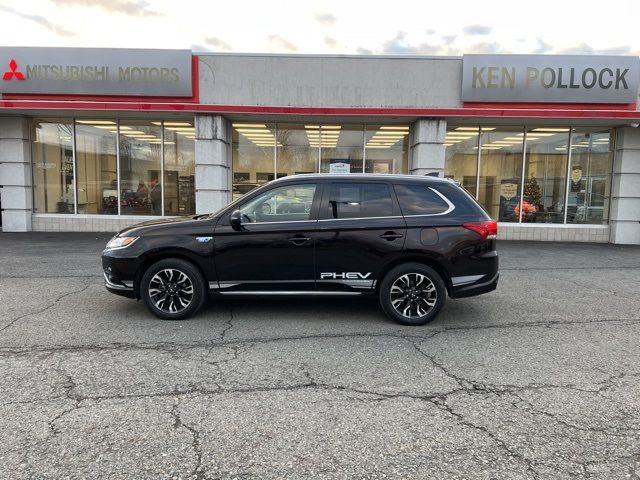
<box><xmin>102</xmin><ymin>253</ymin><xmax>141</xmax><ymax>299</ymax></box>
<box><xmin>103</xmin><ymin>271</ymin><xmax>136</xmax><ymax>298</ymax></box>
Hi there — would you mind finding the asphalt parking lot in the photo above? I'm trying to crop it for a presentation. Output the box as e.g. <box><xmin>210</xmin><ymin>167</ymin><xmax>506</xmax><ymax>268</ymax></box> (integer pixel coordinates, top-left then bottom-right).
<box><xmin>1</xmin><ymin>233</ymin><xmax>639</xmax><ymax>480</ymax></box>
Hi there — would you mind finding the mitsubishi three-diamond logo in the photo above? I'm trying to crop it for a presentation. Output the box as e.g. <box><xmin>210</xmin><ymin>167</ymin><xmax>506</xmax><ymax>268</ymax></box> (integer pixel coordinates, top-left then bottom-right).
<box><xmin>3</xmin><ymin>59</ymin><xmax>25</xmax><ymax>81</ymax></box>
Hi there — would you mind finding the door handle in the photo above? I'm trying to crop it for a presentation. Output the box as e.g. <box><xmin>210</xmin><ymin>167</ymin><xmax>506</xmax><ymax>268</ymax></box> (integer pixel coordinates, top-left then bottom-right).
<box><xmin>379</xmin><ymin>231</ymin><xmax>404</xmax><ymax>241</ymax></box>
<box><xmin>288</xmin><ymin>235</ymin><xmax>311</xmax><ymax>245</ymax></box>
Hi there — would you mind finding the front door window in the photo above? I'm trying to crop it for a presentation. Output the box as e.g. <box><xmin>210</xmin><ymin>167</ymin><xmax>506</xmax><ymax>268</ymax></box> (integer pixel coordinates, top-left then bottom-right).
<box><xmin>239</xmin><ymin>184</ymin><xmax>317</xmax><ymax>223</ymax></box>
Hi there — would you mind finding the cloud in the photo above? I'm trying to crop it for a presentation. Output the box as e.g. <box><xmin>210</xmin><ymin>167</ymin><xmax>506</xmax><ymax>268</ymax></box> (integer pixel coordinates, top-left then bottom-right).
<box><xmin>204</xmin><ymin>36</ymin><xmax>233</xmax><ymax>51</ymax></box>
<box><xmin>533</xmin><ymin>37</ymin><xmax>552</xmax><ymax>54</ymax></box>
<box><xmin>357</xmin><ymin>47</ymin><xmax>373</xmax><ymax>55</ymax></box>
<box><xmin>0</xmin><ymin>5</ymin><xmax>74</xmax><ymax>36</ymax></box>
<box><xmin>50</xmin><ymin>0</ymin><xmax>161</xmax><ymax>16</ymax></box>
<box><xmin>462</xmin><ymin>24</ymin><xmax>491</xmax><ymax>35</ymax></box>
<box><xmin>426</xmin><ymin>29</ymin><xmax>436</xmax><ymax>35</ymax></box>
<box><xmin>598</xmin><ymin>45</ymin><xmax>632</xmax><ymax>55</ymax></box>
<box><xmin>324</xmin><ymin>36</ymin><xmax>337</xmax><ymax>48</ymax></box>
<box><xmin>375</xmin><ymin>31</ymin><xmax>515</xmax><ymax>57</ymax></box>
<box><xmin>558</xmin><ymin>43</ymin><xmax>633</xmax><ymax>55</ymax></box>
<box><xmin>442</xmin><ymin>35</ymin><xmax>457</xmax><ymax>45</ymax></box>
<box><xmin>381</xmin><ymin>32</ymin><xmax>417</xmax><ymax>55</ymax></box>
<box><xmin>464</xmin><ymin>42</ymin><xmax>510</xmax><ymax>54</ymax></box>
<box><xmin>381</xmin><ymin>32</ymin><xmax>443</xmax><ymax>55</ymax></box>
<box><xmin>267</xmin><ymin>35</ymin><xmax>298</xmax><ymax>52</ymax></box>
<box><xmin>558</xmin><ymin>42</ymin><xmax>595</xmax><ymax>55</ymax></box>
<box><xmin>191</xmin><ymin>44</ymin><xmax>211</xmax><ymax>52</ymax></box>
<box><xmin>314</xmin><ymin>12</ymin><xmax>337</xmax><ymax>25</ymax></box>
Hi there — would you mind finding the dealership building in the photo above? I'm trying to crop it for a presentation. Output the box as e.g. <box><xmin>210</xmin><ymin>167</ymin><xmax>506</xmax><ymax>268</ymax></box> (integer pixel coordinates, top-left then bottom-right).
<box><xmin>0</xmin><ymin>47</ymin><xmax>639</xmax><ymax>244</ymax></box>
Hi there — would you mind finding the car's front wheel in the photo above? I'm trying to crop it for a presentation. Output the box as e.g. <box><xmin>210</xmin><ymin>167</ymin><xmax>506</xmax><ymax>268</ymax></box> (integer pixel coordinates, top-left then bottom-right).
<box><xmin>379</xmin><ymin>263</ymin><xmax>446</xmax><ymax>326</ymax></box>
<box><xmin>140</xmin><ymin>258</ymin><xmax>206</xmax><ymax>320</ymax></box>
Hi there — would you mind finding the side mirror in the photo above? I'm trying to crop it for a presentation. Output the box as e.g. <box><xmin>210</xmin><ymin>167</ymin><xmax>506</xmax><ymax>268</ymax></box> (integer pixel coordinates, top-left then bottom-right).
<box><xmin>229</xmin><ymin>209</ymin><xmax>242</xmax><ymax>230</ymax></box>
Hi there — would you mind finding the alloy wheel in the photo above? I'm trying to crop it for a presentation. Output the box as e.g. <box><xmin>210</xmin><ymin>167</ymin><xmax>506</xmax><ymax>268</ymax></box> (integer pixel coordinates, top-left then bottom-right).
<box><xmin>389</xmin><ymin>273</ymin><xmax>437</xmax><ymax>319</ymax></box>
<box><xmin>148</xmin><ymin>268</ymin><xmax>194</xmax><ymax>314</ymax></box>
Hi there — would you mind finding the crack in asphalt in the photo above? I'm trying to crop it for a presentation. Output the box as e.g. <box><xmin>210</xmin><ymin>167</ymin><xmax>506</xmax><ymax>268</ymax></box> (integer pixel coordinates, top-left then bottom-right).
<box><xmin>511</xmin><ymin>390</ymin><xmax>640</xmax><ymax>439</ymax></box>
<box><xmin>1</xmin><ymin>316</ymin><xmax>639</xmax><ymax>357</ymax></box>
<box><xmin>47</xmin><ymin>370</ymin><xmax>82</xmax><ymax>436</ymax></box>
<box><xmin>220</xmin><ymin>308</ymin><xmax>234</xmax><ymax>341</ymax></box>
<box><xmin>431</xmin><ymin>394</ymin><xmax>541</xmax><ymax>479</ymax></box>
<box><xmin>171</xmin><ymin>400</ymin><xmax>206</xmax><ymax>480</ymax></box>
<box><xmin>5</xmin><ymin>377</ymin><xmax>627</xmax><ymax>410</ymax></box>
<box><xmin>3</xmin><ymin>361</ymin><xmax>636</xmax><ymax>480</ymax></box>
<box><xmin>407</xmin><ymin>337</ymin><xmax>472</xmax><ymax>389</ymax></box>
<box><xmin>0</xmin><ymin>284</ymin><xmax>92</xmax><ymax>333</ymax></box>
<box><xmin>294</xmin><ymin>368</ymin><xmax>541</xmax><ymax>475</ymax></box>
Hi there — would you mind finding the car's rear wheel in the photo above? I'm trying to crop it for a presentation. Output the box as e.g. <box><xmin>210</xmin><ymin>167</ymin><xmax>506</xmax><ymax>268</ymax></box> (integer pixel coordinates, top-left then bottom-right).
<box><xmin>140</xmin><ymin>258</ymin><xmax>206</xmax><ymax>320</ymax></box>
<box><xmin>379</xmin><ymin>263</ymin><xmax>446</xmax><ymax>326</ymax></box>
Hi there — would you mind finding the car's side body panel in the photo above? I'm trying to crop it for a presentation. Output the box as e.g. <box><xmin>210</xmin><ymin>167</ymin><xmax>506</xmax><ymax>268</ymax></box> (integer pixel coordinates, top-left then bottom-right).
<box><xmin>101</xmin><ymin>174</ymin><xmax>499</xmax><ymax>308</ymax></box>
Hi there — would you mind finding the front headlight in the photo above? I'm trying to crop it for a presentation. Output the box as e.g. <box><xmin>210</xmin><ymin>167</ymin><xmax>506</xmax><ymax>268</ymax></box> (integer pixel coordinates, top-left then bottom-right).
<box><xmin>105</xmin><ymin>236</ymin><xmax>139</xmax><ymax>250</ymax></box>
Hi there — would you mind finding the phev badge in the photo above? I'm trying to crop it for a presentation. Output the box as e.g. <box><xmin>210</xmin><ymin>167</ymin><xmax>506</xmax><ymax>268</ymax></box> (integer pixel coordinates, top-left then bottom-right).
<box><xmin>320</xmin><ymin>272</ymin><xmax>372</xmax><ymax>279</ymax></box>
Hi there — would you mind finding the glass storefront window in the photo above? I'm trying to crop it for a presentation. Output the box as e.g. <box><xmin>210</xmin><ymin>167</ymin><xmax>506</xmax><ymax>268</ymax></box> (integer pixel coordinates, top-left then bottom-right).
<box><xmin>444</xmin><ymin>126</ymin><xmax>481</xmax><ymax>196</ymax></box>
<box><xmin>523</xmin><ymin>128</ymin><xmax>570</xmax><ymax>223</ymax></box>
<box><xmin>32</xmin><ymin>118</ymin><xmax>195</xmax><ymax>217</ymax></box>
<box><xmin>567</xmin><ymin>129</ymin><xmax>614</xmax><ymax>225</ymax></box>
<box><xmin>478</xmin><ymin>127</ymin><xmax>525</xmax><ymax>222</ymax></box>
<box><xmin>320</xmin><ymin>125</ymin><xmax>363</xmax><ymax>173</ymax></box>
<box><xmin>232</xmin><ymin>123</ymin><xmax>276</xmax><ymax>200</ymax></box>
<box><xmin>276</xmin><ymin>124</ymin><xmax>318</xmax><ymax>177</ymax></box>
<box><xmin>32</xmin><ymin>119</ymin><xmax>74</xmax><ymax>214</ymax></box>
<box><xmin>163</xmin><ymin>122</ymin><xmax>195</xmax><ymax>216</ymax></box>
<box><xmin>34</xmin><ymin>118</ymin><xmax>615</xmax><ymax>226</ymax></box>
<box><xmin>74</xmin><ymin>120</ymin><xmax>118</xmax><ymax>214</ymax></box>
<box><xmin>446</xmin><ymin>125</ymin><xmax>614</xmax><ymax>225</ymax></box>
<box><xmin>119</xmin><ymin>121</ymin><xmax>163</xmax><ymax>215</ymax></box>
<box><xmin>230</xmin><ymin>123</ymin><xmax>410</xmax><ymax>199</ymax></box>
<box><xmin>364</xmin><ymin>125</ymin><xmax>408</xmax><ymax>174</ymax></box>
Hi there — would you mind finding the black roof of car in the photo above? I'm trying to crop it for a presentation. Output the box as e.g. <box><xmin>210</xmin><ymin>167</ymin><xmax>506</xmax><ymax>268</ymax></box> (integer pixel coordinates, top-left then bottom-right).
<box><xmin>269</xmin><ymin>173</ymin><xmax>451</xmax><ymax>184</ymax></box>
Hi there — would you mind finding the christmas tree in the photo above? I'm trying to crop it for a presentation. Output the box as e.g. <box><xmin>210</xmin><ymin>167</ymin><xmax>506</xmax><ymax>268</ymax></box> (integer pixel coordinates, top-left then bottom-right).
<box><xmin>523</xmin><ymin>176</ymin><xmax>543</xmax><ymax>210</ymax></box>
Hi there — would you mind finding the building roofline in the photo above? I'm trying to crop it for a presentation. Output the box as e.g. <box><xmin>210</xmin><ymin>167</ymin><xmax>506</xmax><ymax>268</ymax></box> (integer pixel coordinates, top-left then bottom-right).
<box><xmin>193</xmin><ymin>51</ymin><xmax>462</xmax><ymax>61</ymax></box>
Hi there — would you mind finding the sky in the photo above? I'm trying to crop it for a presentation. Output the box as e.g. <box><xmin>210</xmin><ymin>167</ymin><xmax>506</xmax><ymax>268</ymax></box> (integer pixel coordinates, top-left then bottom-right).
<box><xmin>0</xmin><ymin>0</ymin><xmax>639</xmax><ymax>57</ymax></box>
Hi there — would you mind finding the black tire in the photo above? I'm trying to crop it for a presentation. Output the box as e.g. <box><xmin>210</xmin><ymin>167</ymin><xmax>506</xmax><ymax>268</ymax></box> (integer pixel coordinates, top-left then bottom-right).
<box><xmin>140</xmin><ymin>258</ymin><xmax>206</xmax><ymax>320</ymax></box>
<box><xmin>379</xmin><ymin>263</ymin><xmax>446</xmax><ymax>326</ymax></box>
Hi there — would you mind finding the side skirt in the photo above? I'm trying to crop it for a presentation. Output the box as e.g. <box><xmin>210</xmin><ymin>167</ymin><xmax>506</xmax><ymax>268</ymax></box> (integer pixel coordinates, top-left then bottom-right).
<box><xmin>213</xmin><ymin>291</ymin><xmax>365</xmax><ymax>296</ymax></box>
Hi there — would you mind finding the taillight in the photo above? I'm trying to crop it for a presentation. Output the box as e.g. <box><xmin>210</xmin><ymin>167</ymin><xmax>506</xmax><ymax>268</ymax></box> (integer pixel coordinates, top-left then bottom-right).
<box><xmin>463</xmin><ymin>220</ymin><xmax>498</xmax><ymax>240</ymax></box>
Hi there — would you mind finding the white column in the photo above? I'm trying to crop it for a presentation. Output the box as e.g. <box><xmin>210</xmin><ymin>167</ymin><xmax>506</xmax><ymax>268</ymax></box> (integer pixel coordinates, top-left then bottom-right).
<box><xmin>408</xmin><ymin>118</ymin><xmax>447</xmax><ymax>177</ymax></box>
<box><xmin>610</xmin><ymin>127</ymin><xmax>640</xmax><ymax>245</ymax></box>
<box><xmin>194</xmin><ymin>114</ymin><xmax>232</xmax><ymax>214</ymax></box>
<box><xmin>0</xmin><ymin>117</ymin><xmax>32</xmax><ymax>231</ymax></box>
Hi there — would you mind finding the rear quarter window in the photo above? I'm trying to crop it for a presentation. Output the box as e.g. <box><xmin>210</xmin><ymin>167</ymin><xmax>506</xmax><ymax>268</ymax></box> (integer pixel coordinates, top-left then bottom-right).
<box><xmin>393</xmin><ymin>184</ymin><xmax>451</xmax><ymax>215</ymax></box>
<box><xmin>394</xmin><ymin>182</ymin><xmax>489</xmax><ymax>219</ymax></box>
<box><xmin>434</xmin><ymin>182</ymin><xmax>491</xmax><ymax>218</ymax></box>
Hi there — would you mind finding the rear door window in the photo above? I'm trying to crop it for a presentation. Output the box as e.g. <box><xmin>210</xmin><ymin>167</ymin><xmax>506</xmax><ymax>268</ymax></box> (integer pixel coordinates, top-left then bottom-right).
<box><xmin>327</xmin><ymin>183</ymin><xmax>393</xmax><ymax>219</ymax></box>
<box><xmin>394</xmin><ymin>184</ymin><xmax>452</xmax><ymax>216</ymax></box>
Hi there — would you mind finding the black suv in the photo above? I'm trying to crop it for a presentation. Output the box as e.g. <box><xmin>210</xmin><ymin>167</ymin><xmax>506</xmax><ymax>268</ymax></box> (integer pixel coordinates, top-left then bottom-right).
<box><xmin>102</xmin><ymin>174</ymin><xmax>498</xmax><ymax>325</ymax></box>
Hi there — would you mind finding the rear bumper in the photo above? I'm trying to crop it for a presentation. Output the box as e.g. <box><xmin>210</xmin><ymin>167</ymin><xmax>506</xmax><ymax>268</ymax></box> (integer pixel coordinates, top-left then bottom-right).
<box><xmin>450</xmin><ymin>271</ymin><xmax>499</xmax><ymax>298</ymax></box>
